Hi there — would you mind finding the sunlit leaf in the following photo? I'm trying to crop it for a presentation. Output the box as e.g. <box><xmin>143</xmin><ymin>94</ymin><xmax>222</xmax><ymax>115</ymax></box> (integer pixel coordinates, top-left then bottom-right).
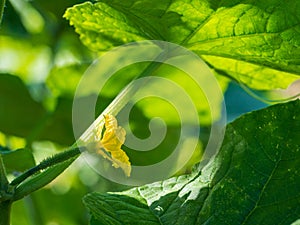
<box><xmin>65</xmin><ymin>0</ymin><xmax>300</xmax><ymax>90</ymax></box>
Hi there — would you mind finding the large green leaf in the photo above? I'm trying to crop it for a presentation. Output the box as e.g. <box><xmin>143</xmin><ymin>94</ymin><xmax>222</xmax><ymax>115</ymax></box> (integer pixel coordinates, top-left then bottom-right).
<box><xmin>83</xmin><ymin>100</ymin><xmax>300</xmax><ymax>225</ymax></box>
<box><xmin>64</xmin><ymin>0</ymin><xmax>300</xmax><ymax>90</ymax></box>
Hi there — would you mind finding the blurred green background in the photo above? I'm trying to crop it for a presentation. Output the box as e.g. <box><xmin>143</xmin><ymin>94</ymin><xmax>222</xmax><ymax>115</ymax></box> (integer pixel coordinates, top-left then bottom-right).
<box><xmin>0</xmin><ymin>0</ymin><xmax>268</xmax><ymax>224</ymax></box>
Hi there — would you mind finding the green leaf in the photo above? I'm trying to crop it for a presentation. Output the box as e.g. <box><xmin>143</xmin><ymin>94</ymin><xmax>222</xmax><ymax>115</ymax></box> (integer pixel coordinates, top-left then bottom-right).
<box><xmin>87</xmin><ymin>193</ymin><xmax>160</xmax><ymax>225</ymax></box>
<box><xmin>13</xmin><ymin>156</ymin><xmax>77</xmax><ymax>201</ymax></box>
<box><xmin>0</xmin><ymin>147</ymin><xmax>35</xmax><ymax>174</ymax></box>
<box><xmin>0</xmin><ymin>74</ymin><xmax>75</xmax><ymax>145</ymax></box>
<box><xmin>64</xmin><ymin>0</ymin><xmax>300</xmax><ymax>90</ymax></box>
<box><xmin>202</xmin><ymin>55</ymin><xmax>299</xmax><ymax>90</ymax></box>
<box><xmin>0</xmin><ymin>74</ymin><xmax>96</xmax><ymax>145</ymax></box>
<box><xmin>83</xmin><ymin>100</ymin><xmax>300</xmax><ymax>225</ymax></box>
<box><xmin>0</xmin><ymin>74</ymin><xmax>47</xmax><ymax>138</ymax></box>
<box><xmin>185</xmin><ymin>1</ymin><xmax>300</xmax><ymax>75</ymax></box>
<box><xmin>64</xmin><ymin>2</ymin><xmax>147</xmax><ymax>52</ymax></box>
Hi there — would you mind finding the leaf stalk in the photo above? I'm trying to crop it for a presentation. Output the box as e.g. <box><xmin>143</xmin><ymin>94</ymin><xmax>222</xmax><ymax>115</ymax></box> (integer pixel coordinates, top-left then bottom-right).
<box><xmin>0</xmin><ymin>155</ymin><xmax>8</xmax><ymax>191</ymax></box>
<box><xmin>10</xmin><ymin>146</ymin><xmax>82</xmax><ymax>187</ymax></box>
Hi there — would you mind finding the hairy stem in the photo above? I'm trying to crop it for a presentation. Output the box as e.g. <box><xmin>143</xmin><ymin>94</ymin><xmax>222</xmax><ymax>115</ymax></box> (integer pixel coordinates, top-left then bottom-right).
<box><xmin>0</xmin><ymin>200</ymin><xmax>11</xmax><ymax>225</ymax></box>
<box><xmin>0</xmin><ymin>0</ymin><xmax>6</xmax><ymax>26</ymax></box>
<box><xmin>10</xmin><ymin>146</ymin><xmax>82</xmax><ymax>187</ymax></box>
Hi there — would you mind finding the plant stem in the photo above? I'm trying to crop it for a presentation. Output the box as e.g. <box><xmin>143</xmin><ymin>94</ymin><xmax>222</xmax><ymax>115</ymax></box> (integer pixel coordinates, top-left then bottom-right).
<box><xmin>0</xmin><ymin>155</ymin><xmax>8</xmax><ymax>191</ymax></box>
<box><xmin>0</xmin><ymin>156</ymin><xmax>11</xmax><ymax>225</ymax></box>
<box><xmin>0</xmin><ymin>200</ymin><xmax>11</xmax><ymax>225</ymax></box>
<box><xmin>79</xmin><ymin>59</ymin><xmax>164</xmax><ymax>143</ymax></box>
<box><xmin>10</xmin><ymin>146</ymin><xmax>82</xmax><ymax>187</ymax></box>
<box><xmin>0</xmin><ymin>0</ymin><xmax>6</xmax><ymax>26</ymax></box>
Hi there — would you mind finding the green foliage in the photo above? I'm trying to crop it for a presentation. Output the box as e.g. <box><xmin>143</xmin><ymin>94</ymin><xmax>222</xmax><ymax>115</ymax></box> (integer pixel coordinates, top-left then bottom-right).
<box><xmin>0</xmin><ymin>74</ymin><xmax>76</xmax><ymax>145</ymax></box>
<box><xmin>84</xmin><ymin>100</ymin><xmax>300</xmax><ymax>225</ymax></box>
<box><xmin>0</xmin><ymin>0</ymin><xmax>299</xmax><ymax>224</ymax></box>
<box><xmin>0</xmin><ymin>74</ymin><xmax>46</xmax><ymax>138</ymax></box>
<box><xmin>65</xmin><ymin>0</ymin><xmax>300</xmax><ymax>90</ymax></box>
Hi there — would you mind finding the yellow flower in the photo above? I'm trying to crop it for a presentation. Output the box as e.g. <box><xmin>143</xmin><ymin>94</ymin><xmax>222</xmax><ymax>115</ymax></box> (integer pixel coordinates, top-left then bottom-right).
<box><xmin>93</xmin><ymin>115</ymin><xmax>131</xmax><ymax>177</ymax></box>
